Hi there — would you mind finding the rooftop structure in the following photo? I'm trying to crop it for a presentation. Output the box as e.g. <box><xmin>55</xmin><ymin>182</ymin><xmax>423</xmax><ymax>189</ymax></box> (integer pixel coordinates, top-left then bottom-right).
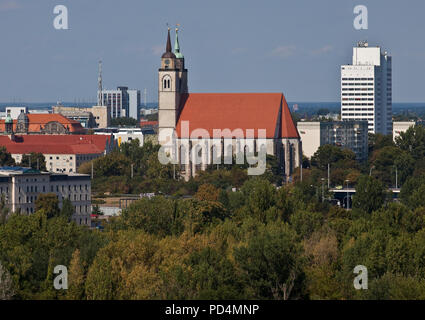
<box><xmin>0</xmin><ymin>113</ymin><xmax>86</xmax><ymax>134</ymax></box>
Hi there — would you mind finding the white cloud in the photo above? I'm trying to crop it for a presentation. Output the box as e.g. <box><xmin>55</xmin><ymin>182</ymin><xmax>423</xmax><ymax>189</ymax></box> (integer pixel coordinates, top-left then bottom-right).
<box><xmin>270</xmin><ymin>45</ymin><xmax>296</xmax><ymax>58</ymax></box>
<box><xmin>310</xmin><ymin>45</ymin><xmax>333</xmax><ymax>56</ymax></box>
<box><xmin>151</xmin><ymin>45</ymin><xmax>164</xmax><ymax>56</ymax></box>
<box><xmin>0</xmin><ymin>0</ymin><xmax>21</xmax><ymax>12</ymax></box>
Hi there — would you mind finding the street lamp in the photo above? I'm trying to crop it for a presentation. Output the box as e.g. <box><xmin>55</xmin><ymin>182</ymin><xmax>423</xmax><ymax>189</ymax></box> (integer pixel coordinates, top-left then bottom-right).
<box><xmin>369</xmin><ymin>165</ymin><xmax>375</xmax><ymax>177</ymax></box>
<box><xmin>394</xmin><ymin>165</ymin><xmax>398</xmax><ymax>189</ymax></box>
<box><xmin>345</xmin><ymin>179</ymin><xmax>350</xmax><ymax>211</ymax></box>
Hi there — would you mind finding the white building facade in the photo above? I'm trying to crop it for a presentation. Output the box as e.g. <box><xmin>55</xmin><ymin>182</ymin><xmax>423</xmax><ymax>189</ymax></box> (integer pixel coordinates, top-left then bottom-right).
<box><xmin>341</xmin><ymin>41</ymin><xmax>392</xmax><ymax>135</ymax></box>
<box><xmin>99</xmin><ymin>87</ymin><xmax>140</xmax><ymax>120</ymax></box>
<box><xmin>393</xmin><ymin>121</ymin><xmax>425</xmax><ymax>142</ymax></box>
<box><xmin>298</xmin><ymin>121</ymin><xmax>369</xmax><ymax>161</ymax></box>
<box><xmin>0</xmin><ymin>167</ymin><xmax>91</xmax><ymax>226</ymax></box>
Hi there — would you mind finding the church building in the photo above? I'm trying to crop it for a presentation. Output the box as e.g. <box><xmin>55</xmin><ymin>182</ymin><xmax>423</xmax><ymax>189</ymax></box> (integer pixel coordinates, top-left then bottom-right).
<box><xmin>158</xmin><ymin>28</ymin><xmax>302</xmax><ymax>180</ymax></box>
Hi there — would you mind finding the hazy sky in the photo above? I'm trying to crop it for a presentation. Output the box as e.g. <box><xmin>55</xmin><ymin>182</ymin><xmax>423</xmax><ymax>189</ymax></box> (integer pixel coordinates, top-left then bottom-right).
<box><xmin>0</xmin><ymin>0</ymin><xmax>424</xmax><ymax>103</ymax></box>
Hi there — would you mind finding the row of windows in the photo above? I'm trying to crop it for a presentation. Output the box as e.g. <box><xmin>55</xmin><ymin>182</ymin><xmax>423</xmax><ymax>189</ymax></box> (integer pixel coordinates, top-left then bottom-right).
<box><xmin>342</xmin><ymin>108</ymin><xmax>374</xmax><ymax>111</ymax></box>
<box><xmin>342</xmin><ymin>83</ymin><xmax>374</xmax><ymax>86</ymax></box>
<box><xmin>49</xmin><ymin>156</ymin><xmax>72</xmax><ymax>161</ymax></box>
<box><xmin>343</xmin><ymin>115</ymin><xmax>374</xmax><ymax>120</ymax></box>
<box><xmin>18</xmin><ymin>193</ymin><xmax>88</xmax><ymax>204</ymax></box>
<box><xmin>52</xmin><ymin>167</ymin><xmax>73</xmax><ymax>173</ymax></box>
<box><xmin>342</xmin><ymin>98</ymin><xmax>374</xmax><ymax>101</ymax></box>
<box><xmin>342</xmin><ymin>93</ymin><xmax>374</xmax><ymax>96</ymax></box>
<box><xmin>342</xmin><ymin>88</ymin><xmax>374</xmax><ymax>91</ymax></box>
<box><xmin>342</xmin><ymin>103</ymin><xmax>374</xmax><ymax>106</ymax></box>
<box><xmin>19</xmin><ymin>184</ymin><xmax>89</xmax><ymax>194</ymax></box>
<box><xmin>342</xmin><ymin>78</ymin><xmax>374</xmax><ymax>80</ymax></box>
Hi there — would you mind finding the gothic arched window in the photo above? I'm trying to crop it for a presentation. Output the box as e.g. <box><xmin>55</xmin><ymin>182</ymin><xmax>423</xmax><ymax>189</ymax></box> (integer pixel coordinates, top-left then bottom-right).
<box><xmin>163</xmin><ymin>75</ymin><xmax>172</xmax><ymax>91</ymax></box>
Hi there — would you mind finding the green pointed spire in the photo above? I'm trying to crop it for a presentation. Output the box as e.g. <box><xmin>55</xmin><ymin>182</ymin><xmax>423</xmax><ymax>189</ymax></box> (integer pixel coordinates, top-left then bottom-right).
<box><xmin>174</xmin><ymin>27</ymin><xmax>184</xmax><ymax>59</ymax></box>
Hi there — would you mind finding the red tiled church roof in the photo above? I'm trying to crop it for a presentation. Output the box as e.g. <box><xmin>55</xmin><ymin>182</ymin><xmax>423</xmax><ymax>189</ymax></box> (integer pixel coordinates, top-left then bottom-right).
<box><xmin>175</xmin><ymin>93</ymin><xmax>299</xmax><ymax>139</ymax></box>
<box><xmin>0</xmin><ymin>114</ymin><xmax>85</xmax><ymax>133</ymax></box>
<box><xmin>0</xmin><ymin>135</ymin><xmax>113</xmax><ymax>155</ymax></box>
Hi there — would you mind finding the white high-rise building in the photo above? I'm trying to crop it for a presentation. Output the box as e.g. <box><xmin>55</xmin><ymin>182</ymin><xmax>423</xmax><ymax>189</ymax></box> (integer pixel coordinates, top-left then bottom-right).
<box><xmin>341</xmin><ymin>41</ymin><xmax>392</xmax><ymax>134</ymax></box>
<box><xmin>99</xmin><ymin>86</ymin><xmax>140</xmax><ymax>120</ymax></box>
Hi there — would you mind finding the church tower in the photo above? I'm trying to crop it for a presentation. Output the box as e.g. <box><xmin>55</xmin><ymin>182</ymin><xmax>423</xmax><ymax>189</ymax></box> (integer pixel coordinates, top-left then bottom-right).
<box><xmin>158</xmin><ymin>27</ymin><xmax>188</xmax><ymax>145</ymax></box>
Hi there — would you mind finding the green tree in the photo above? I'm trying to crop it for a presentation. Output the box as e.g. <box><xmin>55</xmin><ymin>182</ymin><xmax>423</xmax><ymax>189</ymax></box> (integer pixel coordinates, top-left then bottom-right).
<box><xmin>234</xmin><ymin>222</ymin><xmax>305</xmax><ymax>300</ymax></box>
<box><xmin>110</xmin><ymin>117</ymin><xmax>138</xmax><ymax>127</ymax></box>
<box><xmin>400</xmin><ymin>174</ymin><xmax>425</xmax><ymax>209</ymax></box>
<box><xmin>20</xmin><ymin>153</ymin><xmax>46</xmax><ymax>171</ymax></box>
<box><xmin>113</xmin><ymin>196</ymin><xmax>182</xmax><ymax>237</ymax></box>
<box><xmin>195</xmin><ymin>184</ymin><xmax>220</xmax><ymax>202</ymax></box>
<box><xmin>35</xmin><ymin>194</ymin><xmax>60</xmax><ymax>219</ymax></box>
<box><xmin>0</xmin><ymin>261</ymin><xmax>15</xmax><ymax>300</ymax></box>
<box><xmin>0</xmin><ymin>147</ymin><xmax>15</xmax><ymax>167</ymax></box>
<box><xmin>352</xmin><ymin>175</ymin><xmax>386</xmax><ymax>214</ymax></box>
<box><xmin>0</xmin><ymin>194</ymin><xmax>10</xmax><ymax>224</ymax></box>
<box><xmin>60</xmin><ymin>198</ymin><xmax>75</xmax><ymax>220</ymax></box>
<box><xmin>311</xmin><ymin>144</ymin><xmax>357</xmax><ymax>173</ymax></box>
<box><xmin>166</xmin><ymin>247</ymin><xmax>244</xmax><ymax>299</ymax></box>
<box><xmin>66</xmin><ymin>249</ymin><xmax>85</xmax><ymax>300</ymax></box>
<box><xmin>368</xmin><ymin>133</ymin><xmax>394</xmax><ymax>156</ymax></box>
<box><xmin>240</xmin><ymin>178</ymin><xmax>277</xmax><ymax>222</ymax></box>
<box><xmin>360</xmin><ymin>273</ymin><xmax>425</xmax><ymax>300</ymax></box>
<box><xmin>395</xmin><ymin>124</ymin><xmax>425</xmax><ymax>160</ymax></box>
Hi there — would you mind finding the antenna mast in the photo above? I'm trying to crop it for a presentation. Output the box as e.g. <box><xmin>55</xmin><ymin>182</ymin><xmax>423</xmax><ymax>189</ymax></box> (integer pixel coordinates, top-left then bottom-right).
<box><xmin>98</xmin><ymin>60</ymin><xmax>103</xmax><ymax>106</ymax></box>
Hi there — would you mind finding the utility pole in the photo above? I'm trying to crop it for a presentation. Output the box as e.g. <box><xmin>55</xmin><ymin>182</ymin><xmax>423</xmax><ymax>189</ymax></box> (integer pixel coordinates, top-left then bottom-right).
<box><xmin>131</xmin><ymin>163</ymin><xmax>134</xmax><ymax>179</ymax></box>
<box><xmin>327</xmin><ymin>163</ymin><xmax>330</xmax><ymax>188</ymax></box>
<box><xmin>395</xmin><ymin>166</ymin><xmax>398</xmax><ymax>189</ymax></box>
<box><xmin>345</xmin><ymin>179</ymin><xmax>350</xmax><ymax>211</ymax></box>
<box><xmin>91</xmin><ymin>162</ymin><xmax>94</xmax><ymax>180</ymax></box>
<box><xmin>321</xmin><ymin>178</ymin><xmax>325</xmax><ymax>203</ymax></box>
<box><xmin>36</xmin><ymin>158</ymin><xmax>39</xmax><ymax>171</ymax></box>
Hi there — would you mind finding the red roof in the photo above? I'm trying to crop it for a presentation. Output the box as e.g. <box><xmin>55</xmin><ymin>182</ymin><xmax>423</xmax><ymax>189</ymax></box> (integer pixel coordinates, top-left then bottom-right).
<box><xmin>0</xmin><ymin>114</ymin><xmax>85</xmax><ymax>133</ymax></box>
<box><xmin>0</xmin><ymin>135</ymin><xmax>113</xmax><ymax>155</ymax></box>
<box><xmin>175</xmin><ymin>93</ymin><xmax>299</xmax><ymax>139</ymax></box>
<box><xmin>140</xmin><ymin>121</ymin><xmax>158</xmax><ymax>128</ymax></box>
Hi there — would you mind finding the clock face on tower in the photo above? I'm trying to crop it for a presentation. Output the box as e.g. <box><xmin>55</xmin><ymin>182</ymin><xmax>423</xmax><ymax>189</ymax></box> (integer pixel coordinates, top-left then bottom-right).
<box><xmin>164</xmin><ymin>59</ymin><xmax>170</xmax><ymax>65</ymax></box>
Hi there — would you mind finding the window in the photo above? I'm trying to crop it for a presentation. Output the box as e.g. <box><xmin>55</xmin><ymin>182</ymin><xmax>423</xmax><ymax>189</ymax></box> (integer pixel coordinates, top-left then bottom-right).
<box><xmin>163</xmin><ymin>75</ymin><xmax>172</xmax><ymax>90</ymax></box>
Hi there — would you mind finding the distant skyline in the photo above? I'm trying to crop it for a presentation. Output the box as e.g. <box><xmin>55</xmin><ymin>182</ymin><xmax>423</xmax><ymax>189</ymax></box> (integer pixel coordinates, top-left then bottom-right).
<box><xmin>0</xmin><ymin>0</ymin><xmax>425</xmax><ymax>102</ymax></box>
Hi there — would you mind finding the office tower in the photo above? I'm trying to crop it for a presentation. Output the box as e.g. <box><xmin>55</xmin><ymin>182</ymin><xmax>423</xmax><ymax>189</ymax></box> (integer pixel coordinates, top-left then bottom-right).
<box><xmin>100</xmin><ymin>86</ymin><xmax>140</xmax><ymax>120</ymax></box>
<box><xmin>341</xmin><ymin>41</ymin><xmax>392</xmax><ymax>134</ymax></box>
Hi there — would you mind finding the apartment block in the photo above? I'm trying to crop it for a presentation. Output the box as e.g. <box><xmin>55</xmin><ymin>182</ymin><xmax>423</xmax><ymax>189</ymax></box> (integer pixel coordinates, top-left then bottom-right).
<box><xmin>0</xmin><ymin>167</ymin><xmax>91</xmax><ymax>226</ymax></box>
<box><xmin>298</xmin><ymin>121</ymin><xmax>369</xmax><ymax>161</ymax></box>
<box><xmin>341</xmin><ymin>41</ymin><xmax>392</xmax><ymax>134</ymax></box>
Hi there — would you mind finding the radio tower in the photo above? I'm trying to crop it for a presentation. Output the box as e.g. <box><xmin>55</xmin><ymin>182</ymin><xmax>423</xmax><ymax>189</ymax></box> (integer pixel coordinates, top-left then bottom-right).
<box><xmin>97</xmin><ymin>60</ymin><xmax>103</xmax><ymax>106</ymax></box>
<box><xmin>144</xmin><ymin>88</ymin><xmax>147</xmax><ymax>107</ymax></box>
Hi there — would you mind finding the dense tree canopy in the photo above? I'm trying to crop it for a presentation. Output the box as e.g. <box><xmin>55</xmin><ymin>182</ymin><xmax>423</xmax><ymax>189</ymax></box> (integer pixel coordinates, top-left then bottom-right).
<box><xmin>4</xmin><ymin>125</ymin><xmax>425</xmax><ymax>300</ymax></box>
<box><xmin>110</xmin><ymin>117</ymin><xmax>138</xmax><ymax>127</ymax></box>
<box><xmin>20</xmin><ymin>153</ymin><xmax>46</xmax><ymax>171</ymax></box>
<box><xmin>0</xmin><ymin>147</ymin><xmax>15</xmax><ymax>167</ymax></box>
